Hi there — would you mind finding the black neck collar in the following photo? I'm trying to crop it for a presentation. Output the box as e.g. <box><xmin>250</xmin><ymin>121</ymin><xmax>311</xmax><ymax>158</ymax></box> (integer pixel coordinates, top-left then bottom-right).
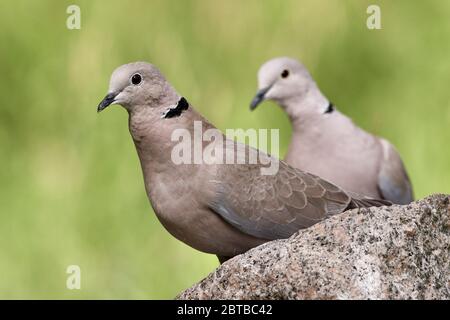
<box><xmin>162</xmin><ymin>97</ymin><xmax>189</xmax><ymax>119</ymax></box>
<box><xmin>324</xmin><ymin>102</ymin><xmax>335</xmax><ymax>114</ymax></box>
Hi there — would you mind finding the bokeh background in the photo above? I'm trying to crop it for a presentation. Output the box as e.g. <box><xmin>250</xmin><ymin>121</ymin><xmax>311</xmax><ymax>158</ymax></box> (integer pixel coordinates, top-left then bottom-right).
<box><xmin>0</xmin><ymin>0</ymin><xmax>449</xmax><ymax>299</ymax></box>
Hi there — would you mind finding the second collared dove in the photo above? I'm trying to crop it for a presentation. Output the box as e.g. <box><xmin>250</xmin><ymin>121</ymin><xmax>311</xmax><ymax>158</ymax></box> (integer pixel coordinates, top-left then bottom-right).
<box><xmin>98</xmin><ymin>62</ymin><xmax>390</xmax><ymax>262</ymax></box>
<box><xmin>250</xmin><ymin>57</ymin><xmax>413</xmax><ymax>205</ymax></box>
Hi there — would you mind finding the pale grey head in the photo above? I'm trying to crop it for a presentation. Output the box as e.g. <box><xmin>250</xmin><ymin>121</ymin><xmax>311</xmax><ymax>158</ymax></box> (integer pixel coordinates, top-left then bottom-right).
<box><xmin>97</xmin><ymin>62</ymin><xmax>177</xmax><ymax>113</ymax></box>
<box><xmin>250</xmin><ymin>57</ymin><xmax>317</xmax><ymax>111</ymax></box>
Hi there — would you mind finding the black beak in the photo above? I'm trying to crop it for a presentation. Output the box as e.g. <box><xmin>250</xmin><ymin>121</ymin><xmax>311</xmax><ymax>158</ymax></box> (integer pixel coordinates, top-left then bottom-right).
<box><xmin>97</xmin><ymin>92</ymin><xmax>117</xmax><ymax>113</ymax></box>
<box><xmin>249</xmin><ymin>85</ymin><xmax>272</xmax><ymax>111</ymax></box>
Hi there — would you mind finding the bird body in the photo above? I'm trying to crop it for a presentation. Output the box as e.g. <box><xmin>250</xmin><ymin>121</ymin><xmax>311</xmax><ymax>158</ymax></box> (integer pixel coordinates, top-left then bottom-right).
<box><xmin>98</xmin><ymin>62</ymin><xmax>390</xmax><ymax>261</ymax></box>
<box><xmin>129</xmin><ymin>107</ymin><xmax>265</xmax><ymax>257</ymax></box>
<box><xmin>250</xmin><ymin>57</ymin><xmax>413</xmax><ymax>204</ymax></box>
<box><xmin>285</xmin><ymin>108</ymin><xmax>383</xmax><ymax>199</ymax></box>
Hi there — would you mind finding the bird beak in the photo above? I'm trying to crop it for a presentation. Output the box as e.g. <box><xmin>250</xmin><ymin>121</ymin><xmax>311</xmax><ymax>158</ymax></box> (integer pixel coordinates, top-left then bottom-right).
<box><xmin>97</xmin><ymin>92</ymin><xmax>117</xmax><ymax>113</ymax></box>
<box><xmin>249</xmin><ymin>85</ymin><xmax>272</xmax><ymax>110</ymax></box>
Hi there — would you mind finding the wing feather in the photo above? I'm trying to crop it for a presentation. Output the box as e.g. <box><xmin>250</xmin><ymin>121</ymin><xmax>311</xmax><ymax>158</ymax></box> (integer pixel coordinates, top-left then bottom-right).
<box><xmin>377</xmin><ymin>139</ymin><xmax>414</xmax><ymax>204</ymax></box>
<box><xmin>209</xmin><ymin>151</ymin><xmax>353</xmax><ymax>240</ymax></box>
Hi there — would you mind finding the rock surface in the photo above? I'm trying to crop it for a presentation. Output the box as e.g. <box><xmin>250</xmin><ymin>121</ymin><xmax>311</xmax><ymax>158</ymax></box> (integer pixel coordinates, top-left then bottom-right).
<box><xmin>178</xmin><ymin>194</ymin><xmax>450</xmax><ymax>299</ymax></box>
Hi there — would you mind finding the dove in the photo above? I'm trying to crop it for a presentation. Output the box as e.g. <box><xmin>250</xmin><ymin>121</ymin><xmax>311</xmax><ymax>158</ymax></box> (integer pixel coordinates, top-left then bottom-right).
<box><xmin>250</xmin><ymin>57</ymin><xmax>413</xmax><ymax>205</ymax></box>
<box><xmin>98</xmin><ymin>62</ymin><xmax>390</xmax><ymax>263</ymax></box>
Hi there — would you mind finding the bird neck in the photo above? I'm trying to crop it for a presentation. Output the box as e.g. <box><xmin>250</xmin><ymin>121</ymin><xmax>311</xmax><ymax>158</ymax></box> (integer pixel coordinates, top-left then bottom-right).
<box><xmin>128</xmin><ymin>103</ymin><xmax>215</xmax><ymax>174</ymax></box>
<box><xmin>282</xmin><ymin>85</ymin><xmax>331</xmax><ymax>129</ymax></box>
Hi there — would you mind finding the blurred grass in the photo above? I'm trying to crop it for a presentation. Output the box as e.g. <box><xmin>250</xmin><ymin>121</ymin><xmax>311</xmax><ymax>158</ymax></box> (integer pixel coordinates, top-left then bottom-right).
<box><xmin>0</xmin><ymin>0</ymin><xmax>449</xmax><ymax>299</ymax></box>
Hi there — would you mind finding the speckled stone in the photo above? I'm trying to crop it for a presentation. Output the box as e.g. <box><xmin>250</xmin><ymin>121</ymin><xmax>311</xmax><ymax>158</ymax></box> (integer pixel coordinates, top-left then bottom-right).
<box><xmin>177</xmin><ymin>194</ymin><xmax>450</xmax><ymax>300</ymax></box>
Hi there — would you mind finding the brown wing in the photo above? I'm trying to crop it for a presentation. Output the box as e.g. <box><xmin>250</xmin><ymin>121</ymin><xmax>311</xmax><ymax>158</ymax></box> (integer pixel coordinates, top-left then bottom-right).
<box><xmin>209</xmin><ymin>158</ymin><xmax>354</xmax><ymax>240</ymax></box>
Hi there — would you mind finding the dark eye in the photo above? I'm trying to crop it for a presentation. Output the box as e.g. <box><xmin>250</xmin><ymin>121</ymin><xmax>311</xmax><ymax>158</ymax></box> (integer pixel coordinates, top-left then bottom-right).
<box><xmin>131</xmin><ymin>73</ymin><xmax>142</xmax><ymax>85</ymax></box>
<box><xmin>281</xmin><ymin>69</ymin><xmax>289</xmax><ymax>78</ymax></box>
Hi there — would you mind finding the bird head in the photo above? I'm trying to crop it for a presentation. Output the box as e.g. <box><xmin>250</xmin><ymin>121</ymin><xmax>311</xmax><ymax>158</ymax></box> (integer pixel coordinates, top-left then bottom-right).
<box><xmin>250</xmin><ymin>57</ymin><xmax>314</xmax><ymax>111</ymax></box>
<box><xmin>97</xmin><ymin>62</ymin><xmax>173</xmax><ymax>113</ymax></box>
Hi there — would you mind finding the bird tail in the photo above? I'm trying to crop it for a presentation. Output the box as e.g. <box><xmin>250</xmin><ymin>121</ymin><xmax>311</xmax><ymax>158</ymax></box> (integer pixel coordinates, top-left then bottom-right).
<box><xmin>346</xmin><ymin>191</ymin><xmax>392</xmax><ymax>209</ymax></box>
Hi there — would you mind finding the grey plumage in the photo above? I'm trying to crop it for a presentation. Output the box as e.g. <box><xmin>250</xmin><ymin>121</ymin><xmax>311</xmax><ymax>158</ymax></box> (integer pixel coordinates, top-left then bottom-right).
<box><xmin>250</xmin><ymin>57</ymin><xmax>414</xmax><ymax>204</ymax></box>
<box><xmin>98</xmin><ymin>62</ymin><xmax>390</xmax><ymax>261</ymax></box>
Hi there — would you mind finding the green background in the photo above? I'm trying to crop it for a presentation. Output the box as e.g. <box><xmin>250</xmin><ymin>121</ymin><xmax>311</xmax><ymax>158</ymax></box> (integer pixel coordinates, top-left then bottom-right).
<box><xmin>0</xmin><ymin>0</ymin><xmax>449</xmax><ymax>299</ymax></box>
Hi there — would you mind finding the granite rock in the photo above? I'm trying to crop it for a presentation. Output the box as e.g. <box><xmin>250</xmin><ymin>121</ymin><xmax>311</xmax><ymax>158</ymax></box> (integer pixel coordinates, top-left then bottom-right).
<box><xmin>178</xmin><ymin>194</ymin><xmax>450</xmax><ymax>299</ymax></box>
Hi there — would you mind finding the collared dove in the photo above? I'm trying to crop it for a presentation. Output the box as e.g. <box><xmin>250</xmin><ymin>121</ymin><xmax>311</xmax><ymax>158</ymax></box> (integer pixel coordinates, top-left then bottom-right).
<box><xmin>98</xmin><ymin>62</ymin><xmax>390</xmax><ymax>262</ymax></box>
<box><xmin>250</xmin><ymin>57</ymin><xmax>413</xmax><ymax>205</ymax></box>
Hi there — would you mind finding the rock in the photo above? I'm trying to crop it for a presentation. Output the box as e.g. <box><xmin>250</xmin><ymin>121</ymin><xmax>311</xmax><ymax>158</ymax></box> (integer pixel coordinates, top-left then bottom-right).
<box><xmin>177</xmin><ymin>194</ymin><xmax>450</xmax><ymax>300</ymax></box>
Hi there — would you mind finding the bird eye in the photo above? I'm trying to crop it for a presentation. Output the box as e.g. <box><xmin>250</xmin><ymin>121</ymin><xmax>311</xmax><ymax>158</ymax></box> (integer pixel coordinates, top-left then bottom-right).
<box><xmin>131</xmin><ymin>73</ymin><xmax>142</xmax><ymax>85</ymax></box>
<box><xmin>281</xmin><ymin>69</ymin><xmax>289</xmax><ymax>78</ymax></box>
